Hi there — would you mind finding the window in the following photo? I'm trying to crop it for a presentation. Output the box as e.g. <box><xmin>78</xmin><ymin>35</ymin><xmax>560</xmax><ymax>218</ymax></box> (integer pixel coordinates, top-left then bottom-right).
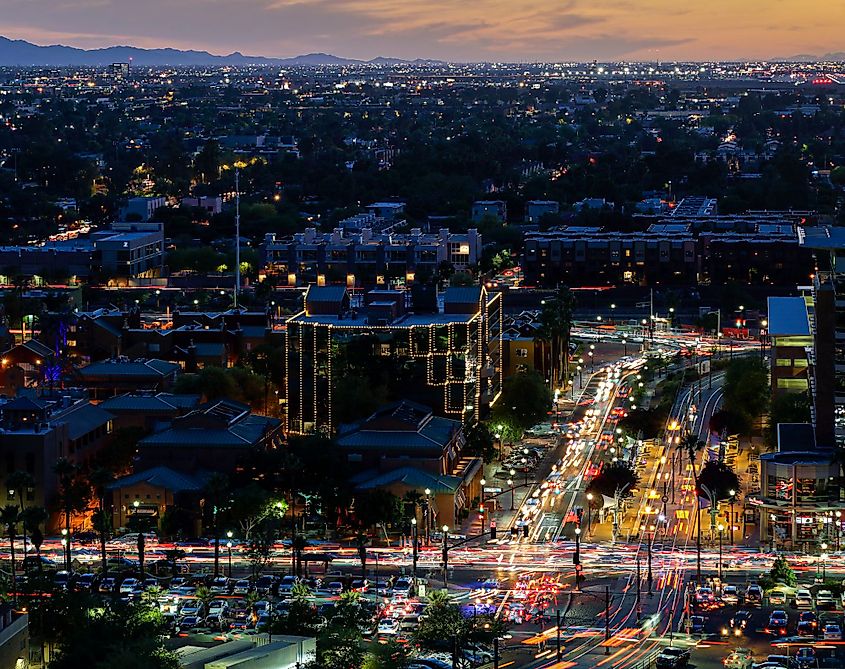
<box><xmin>777</xmin><ymin>378</ymin><xmax>809</xmax><ymax>390</ymax></box>
<box><xmin>515</xmin><ymin>348</ymin><xmax>528</xmax><ymax>358</ymax></box>
<box><xmin>776</xmin><ymin>358</ymin><xmax>792</xmax><ymax>367</ymax></box>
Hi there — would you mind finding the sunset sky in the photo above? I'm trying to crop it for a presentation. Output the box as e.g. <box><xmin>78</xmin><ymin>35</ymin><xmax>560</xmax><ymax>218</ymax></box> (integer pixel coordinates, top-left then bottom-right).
<box><xmin>3</xmin><ymin>0</ymin><xmax>843</xmax><ymax>62</ymax></box>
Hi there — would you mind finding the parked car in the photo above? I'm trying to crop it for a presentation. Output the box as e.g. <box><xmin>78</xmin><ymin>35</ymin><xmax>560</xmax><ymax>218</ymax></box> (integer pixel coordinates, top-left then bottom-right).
<box><xmin>76</xmin><ymin>573</ymin><xmax>96</xmax><ymax>591</ymax></box>
<box><xmin>99</xmin><ymin>577</ymin><xmax>116</xmax><ymax>593</ymax></box>
<box><xmin>816</xmin><ymin>590</ymin><xmax>835</xmax><ymax>609</ymax></box>
<box><xmin>233</xmin><ymin>579</ymin><xmax>252</xmax><ymax>595</ymax></box>
<box><xmin>690</xmin><ymin>616</ymin><xmax>705</xmax><ymax>634</ymax></box>
<box><xmin>377</xmin><ymin>618</ymin><xmax>400</xmax><ymax>635</ymax></box>
<box><xmin>769</xmin><ymin>590</ymin><xmax>787</xmax><ymax>606</ymax></box>
<box><xmin>797</xmin><ymin>611</ymin><xmax>818</xmax><ymax>637</ymax></box>
<box><xmin>119</xmin><ymin>578</ymin><xmax>140</xmax><ymax>594</ymax></box>
<box><xmin>209</xmin><ymin>576</ymin><xmax>230</xmax><ymax>593</ymax></box>
<box><xmin>765</xmin><ymin>655</ymin><xmax>796</xmax><ymax>669</ymax></box>
<box><xmin>796</xmin><ymin>648</ymin><xmax>816</xmax><ymax>669</ymax></box>
<box><xmin>768</xmin><ymin>610</ymin><xmax>789</xmax><ymax>636</ymax></box>
<box><xmin>724</xmin><ymin>648</ymin><xmax>754</xmax><ymax>669</ymax></box>
<box><xmin>179</xmin><ymin>599</ymin><xmax>205</xmax><ymax>617</ymax></box>
<box><xmin>745</xmin><ymin>584</ymin><xmax>763</xmax><ymax>605</ymax></box>
<box><xmin>722</xmin><ymin>585</ymin><xmax>740</xmax><ymax>605</ymax></box>
<box><xmin>795</xmin><ymin>589</ymin><xmax>813</xmax><ymax>609</ymax></box>
<box><xmin>823</xmin><ymin>622</ymin><xmax>842</xmax><ymax>640</ymax></box>
<box><xmin>655</xmin><ymin>647</ymin><xmax>690</xmax><ymax>668</ymax></box>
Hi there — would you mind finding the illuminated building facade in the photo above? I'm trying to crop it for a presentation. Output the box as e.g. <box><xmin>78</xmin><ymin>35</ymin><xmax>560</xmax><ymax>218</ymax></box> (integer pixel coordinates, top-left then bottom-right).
<box><xmin>285</xmin><ymin>285</ymin><xmax>502</xmax><ymax>435</ymax></box>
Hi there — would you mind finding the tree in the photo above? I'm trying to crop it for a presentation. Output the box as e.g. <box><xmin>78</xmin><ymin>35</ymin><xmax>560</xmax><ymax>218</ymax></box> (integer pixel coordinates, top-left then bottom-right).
<box><xmin>697</xmin><ymin>461</ymin><xmax>740</xmax><ymax>503</ymax></box>
<box><xmin>354</xmin><ymin>490</ymin><xmax>404</xmax><ymax>530</ymax></box>
<box><xmin>767</xmin><ymin>556</ymin><xmax>797</xmax><ymax>587</ymax></box>
<box><xmin>363</xmin><ymin>638</ymin><xmax>409</xmax><ymax>669</ymax></box>
<box><xmin>47</xmin><ymin>600</ymin><xmax>180</xmax><ymax>669</ymax></box>
<box><xmin>7</xmin><ymin>471</ymin><xmax>33</xmax><ymax>571</ymax></box>
<box><xmin>679</xmin><ymin>433</ymin><xmax>705</xmax><ymax>479</ymax></box>
<box><xmin>90</xmin><ymin>467</ymin><xmax>114</xmax><ymax>576</ymax></box>
<box><xmin>1</xmin><ymin>505</ymin><xmax>20</xmax><ymax>599</ymax></box>
<box><xmin>584</xmin><ymin>461</ymin><xmax>638</xmax><ymax>500</ymax></box>
<box><xmin>53</xmin><ymin>459</ymin><xmax>90</xmax><ymax>551</ymax></box>
<box><xmin>464</xmin><ymin>423</ymin><xmax>496</xmax><ymax>463</ymax></box>
<box><xmin>492</xmin><ymin>370</ymin><xmax>552</xmax><ymax>436</ymax></box>
<box><xmin>21</xmin><ymin>506</ymin><xmax>47</xmax><ymax>570</ymax></box>
<box><xmin>536</xmin><ymin>286</ymin><xmax>576</xmax><ymax>389</ymax></box>
<box><xmin>721</xmin><ymin>357</ymin><xmax>769</xmax><ymax>432</ymax></box>
<box><xmin>227</xmin><ymin>483</ymin><xmax>283</xmax><ymax>541</ymax></box>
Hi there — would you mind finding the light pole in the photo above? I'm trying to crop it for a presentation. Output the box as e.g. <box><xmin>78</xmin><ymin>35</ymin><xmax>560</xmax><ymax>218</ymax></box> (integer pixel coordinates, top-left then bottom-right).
<box><xmin>508</xmin><ymin>479</ymin><xmax>514</xmax><ymax>511</ymax></box>
<box><xmin>728</xmin><ymin>489</ymin><xmax>736</xmax><ymax>545</ymax></box>
<box><xmin>647</xmin><ymin>524</ymin><xmax>654</xmax><ymax>596</ymax></box>
<box><xmin>226</xmin><ymin>530</ymin><xmax>233</xmax><ymax>578</ymax></box>
<box><xmin>717</xmin><ymin>523</ymin><xmax>724</xmax><ymax>580</ymax></box>
<box><xmin>573</xmin><ymin>527</ymin><xmax>581</xmax><ymax>591</ymax></box>
<box><xmin>622</xmin><ymin>338</ymin><xmax>628</xmax><ymax>356</ymax></box>
<box><xmin>821</xmin><ymin>542</ymin><xmax>828</xmax><ymax>581</ymax></box>
<box><xmin>521</xmin><ymin>458</ymin><xmax>528</xmax><ymax>486</ymax></box>
<box><xmin>60</xmin><ymin>528</ymin><xmax>70</xmax><ymax>572</ymax></box>
<box><xmin>586</xmin><ymin>493</ymin><xmax>594</xmax><ymax>534</ymax></box>
<box><xmin>441</xmin><ymin>525</ymin><xmax>449</xmax><ymax>589</ymax></box>
<box><xmin>411</xmin><ymin>518</ymin><xmax>418</xmax><ymax>591</ymax></box>
<box><xmin>424</xmin><ymin>488</ymin><xmax>431</xmax><ymax>546</ymax></box>
<box><xmin>588</xmin><ymin>348</ymin><xmax>594</xmax><ymax>372</ymax></box>
<box><xmin>610</xmin><ymin>303</ymin><xmax>616</xmax><ymax>324</ymax></box>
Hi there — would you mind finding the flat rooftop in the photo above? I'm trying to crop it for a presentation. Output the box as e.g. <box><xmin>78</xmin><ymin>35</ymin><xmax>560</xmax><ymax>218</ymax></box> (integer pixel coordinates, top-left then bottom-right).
<box><xmin>767</xmin><ymin>296</ymin><xmax>810</xmax><ymax>336</ymax></box>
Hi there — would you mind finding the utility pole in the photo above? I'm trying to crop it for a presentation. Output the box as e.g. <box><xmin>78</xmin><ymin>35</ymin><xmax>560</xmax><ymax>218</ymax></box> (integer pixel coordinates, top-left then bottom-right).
<box><xmin>647</xmin><ymin>530</ymin><xmax>654</xmax><ymax>596</ymax></box>
<box><xmin>636</xmin><ymin>555</ymin><xmax>641</xmax><ymax>622</ymax></box>
<box><xmin>556</xmin><ymin>609</ymin><xmax>562</xmax><ymax>662</ymax></box>
<box><xmin>493</xmin><ymin>637</ymin><xmax>499</xmax><ymax>669</ymax></box>
<box><xmin>604</xmin><ymin>586</ymin><xmax>611</xmax><ymax>655</ymax></box>
<box><xmin>234</xmin><ymin>167</ymin><xmax>241</xmax><ymax>309</ymax></box>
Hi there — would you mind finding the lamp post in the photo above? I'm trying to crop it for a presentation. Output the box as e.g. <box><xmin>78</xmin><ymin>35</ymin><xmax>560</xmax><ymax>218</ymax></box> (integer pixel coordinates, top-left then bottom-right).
<box><xmin>411</xmin><ymin>518</ymin><xmax>418</xmax><ymax>590</ymax></box>
<box><xmin>60</xmin><ymin>528</ymin><xmax>70</xmax><ymax>572</ymax></box>
<box><xmin>647</xmin><ymin>524</ymin><xmax>654</xmax><ymax>596</ymax></box>
<box><xmin>588</xmin><ymin>348</ymin><xmax>594</xmax><ymax>372</ymax></box>
<box><xmin>728</xmin><ymin>489</ymin><xmax>736</xmax><ymax>545</ymax></box>
<box><xmin>717</xmin><ymin>524</ymin><xmax>724</xmax><ymax>580</ymax></box>
<box><xmin>837</xmin><ymin>511</ymin><xmax>842</xmax><ymax>551</ymax></box>
<box><xmin>521</xmin><ymin>458</ymin><xmax>528</xmax><ymax>486</ymax></box>
<box><xmin>507</xmin><ymin>479</ymin><xmax>514</xmax><ymax>511</ymax></box>
<box><xmin>226</xmin><ymin>530</ymin><xmax>233</xmax><ymax>578</ymax></box>
<box><xmin>441</xmin><ymin>525</ymin><xmax>449</xmax><ymax>589</ymax></box>
<box><xmin>622</xmin><ymin>338</ymin><xmax>628</xmax><ymax>356</ymax></box>
<box><xmin>424</xmin><ymin>488</ymin><xmax>432</xmax><ymax>546</ymax></box>
<box><xmin>574</xmin><ymin>527</ymin><xmax>581</xmax><ymax>591</ymax></box>
<box><xmin>821</xmin><ymin>542</ymin><xmax>828</xmax><ymax>581</ymax></box>
<box><xmin>586</xmin><ymin>493</ymin><xmax>594</xmax><ymax>534</ymax></box>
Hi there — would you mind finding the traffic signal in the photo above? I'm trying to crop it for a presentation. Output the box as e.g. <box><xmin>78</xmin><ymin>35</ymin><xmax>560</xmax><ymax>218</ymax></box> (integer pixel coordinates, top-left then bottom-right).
<box><xmin>490</xmin><ymin>521</ymin><xmax>497</xmax><ymax>540</ymax></box>
<box><xmin>523</xmin><ymin>524</ymin><xmax>529</xmax><ymax>538</ymax></box>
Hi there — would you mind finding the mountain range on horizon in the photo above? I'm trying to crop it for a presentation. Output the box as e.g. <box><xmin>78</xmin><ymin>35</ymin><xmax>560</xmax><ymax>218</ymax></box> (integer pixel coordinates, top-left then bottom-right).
<box><xmin>0</xmin><ymin>36</ymin><xmax>445</xmax><ymax>67</ymax></box>
<box><xmin>1</xmin><ymin>35</ymin><xmax>845</xmax><ymax>67</ymax></box>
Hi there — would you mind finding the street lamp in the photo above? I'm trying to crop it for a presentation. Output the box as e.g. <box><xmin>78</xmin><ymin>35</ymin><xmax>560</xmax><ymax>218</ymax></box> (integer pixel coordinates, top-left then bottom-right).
<box><xmin>441</xmin><ymin>525</ymin><xmax>450</xmax><ymax>589</ymax></box>
<box><xmin>411</xmin><ymin>518</ymin><xmax>418</xmax><ymax>589</ymax></box>
<box><xmin>586</xmin><ymin>493</ymin><xmax>594</xmax><ymax>534</ymax></box>
<box><xmin>647</xmin><ymin>524</ymin><xmax>654</xmax><ymax>595</ymax></box>
<box><xmin>821</xmin><ymin>542</ymin><xmax>829</xmax><ymax>581</ymax></box>
<box><xmin>507</xmin><ymin>479</ymin><xmax>514</xmax><ymax>511</ymax></box>
<box><xmin>622</xmin><ymin>338</ymin><xmax>628</xmax><ymax>356</ymax></box>
<box><xmin>226</xmin><ymin>530</ymin><xmax>233</xmax><ymax>578</ymax></box>
<box><xmin>424</xmin><ymin>488</ymin><xmax>432</xmax><ymax>546</ymax></box>
<box><xmin>574</xmin><ymin>527</ymin><xmax>582</xmax><ymax>590</ymax></box>
<box><xmin>521</xmin><ymin>458</ymin><xmax>528</xmax><ymax>486</ymax></box>
<box><xmin>717</xmin><ymin>524</ymin><xmax>725</xmax><ymax>580</ymax></box>
<box><xmin>728</xmin><ymin>489</ymin><xmax>736</xmax><ymax>544</ymax></box>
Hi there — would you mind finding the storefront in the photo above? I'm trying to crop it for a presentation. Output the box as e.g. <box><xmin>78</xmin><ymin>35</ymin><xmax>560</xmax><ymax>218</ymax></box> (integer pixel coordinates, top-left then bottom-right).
<box><xmin>752</xmin><ymin>451</ymin><xmax>845</xmax><ymax>551</ymax></box>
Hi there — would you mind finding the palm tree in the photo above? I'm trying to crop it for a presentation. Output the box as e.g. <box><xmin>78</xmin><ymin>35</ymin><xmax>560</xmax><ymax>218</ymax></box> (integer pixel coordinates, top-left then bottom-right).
<box><xmin>53</xmin><ymin>459</ymin><xmax>89</xmax><ymax>570</ymax></box>
<box><xmin>536</xmin><ymin>286</ymin><xmax>576</xmax><ymax>390</ymax></box>
<box><xmin>426</xmin><ymin>589</ymin><xmax>450</xmax><ymax>608</ymax></box>
<box><xmin>6</xmin><ymin>471</ymin><xmax>34</xmax><ymax>571</ymax></box>
<box><xmin>89</xmin><ymin>468</ymin><xmax>114</xmax><ymax>576</ymax></box>
<box><xmin>290</xmin><ymin>581</ymin><xmax>312</xmax><ymax>603</ymax></box>
<box><xmin>1</xmin><ymin>505</ymin><xmax>20</xmax><ymax>604</ymax></box>
<box><xmin>203</xmin><ymin>474</ymin><xmax>229</xmax><ymax>578</ymax></box>
<box><xmin>21</xmin><ymin>506</ymin><xmax>47</xmax><ymax>572</ymax></box>
<box><xmin>680</xmin><ymin>432</ymin><xmax>705</xmax><ymax>479</ymax></box>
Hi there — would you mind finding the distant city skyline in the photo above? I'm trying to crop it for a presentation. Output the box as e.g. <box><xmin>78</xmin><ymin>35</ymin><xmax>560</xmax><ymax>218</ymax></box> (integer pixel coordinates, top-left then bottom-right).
<box><xmin>2</xmin><ymin>0</ymin><xmax>843</xmax><ymax>63</ymax></box>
